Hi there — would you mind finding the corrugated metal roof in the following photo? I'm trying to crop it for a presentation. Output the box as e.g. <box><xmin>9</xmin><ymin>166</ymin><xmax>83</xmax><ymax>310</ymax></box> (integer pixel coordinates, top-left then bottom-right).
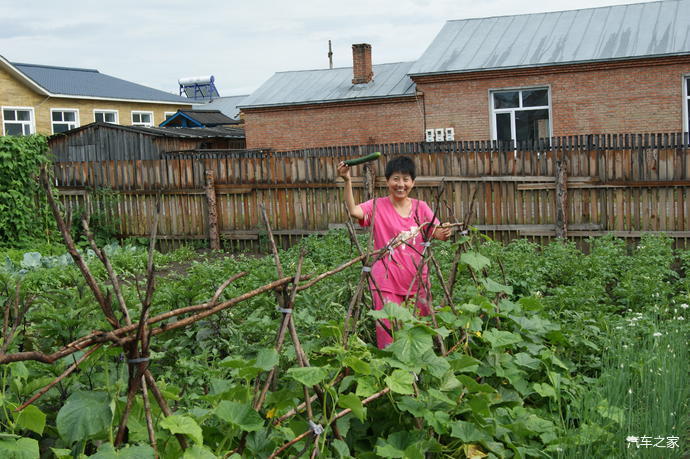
<box><xmin>409</xmin><ymin>0</ymin><xmax>690</xmax><ymax>76</ymax></box>
<box><xmin>240</xmin><ymin>62</ymin><xmax>416</xmax><ymax>109</ymax></box>
<box><xmin>193</xmin><ymin>95</ymin><xmax>248</xmax><ymax>120</ymax></box>
<box><xmin>11</xmin><ymin>62</ymin><xmax>194</xmax><ymax>104</ymax></box>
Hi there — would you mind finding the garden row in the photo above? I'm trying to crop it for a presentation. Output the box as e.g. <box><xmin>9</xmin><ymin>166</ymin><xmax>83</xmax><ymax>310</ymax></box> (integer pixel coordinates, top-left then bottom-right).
<box><xmin>0</xmin><ymin>229</ymin><xmax>687</xmax><ymax>458</ymax></box>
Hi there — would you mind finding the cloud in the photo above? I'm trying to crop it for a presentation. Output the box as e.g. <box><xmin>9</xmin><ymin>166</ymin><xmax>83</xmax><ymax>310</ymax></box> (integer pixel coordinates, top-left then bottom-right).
<box><xmin>0</xmin><ymin>0</ymin><xmax>657</xmax><ymax>95</ymax></box>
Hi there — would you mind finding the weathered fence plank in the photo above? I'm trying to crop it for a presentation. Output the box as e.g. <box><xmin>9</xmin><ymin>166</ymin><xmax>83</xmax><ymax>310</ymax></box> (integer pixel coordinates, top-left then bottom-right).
<box><xmin>52</xmin><ymin>135</ymin><xmax>690</xmax><ymax>249</ymax></box>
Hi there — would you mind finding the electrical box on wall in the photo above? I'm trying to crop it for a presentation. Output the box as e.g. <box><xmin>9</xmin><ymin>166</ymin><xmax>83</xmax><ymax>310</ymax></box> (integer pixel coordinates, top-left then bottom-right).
<box><xmin>425</xmin><ymin>127</ymin><xmax>456</xmax><ymax>142</ymax></box>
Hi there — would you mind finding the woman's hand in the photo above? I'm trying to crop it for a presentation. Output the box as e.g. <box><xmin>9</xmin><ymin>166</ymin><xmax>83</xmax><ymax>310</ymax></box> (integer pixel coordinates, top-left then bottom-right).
<box><xmin>433</xmin><ymin>223</ymin><xmax>452</xmax><ymax>241</ymax></box>
<box><xmin>337</xmin><ymin>161</ymin><xmax>351</xmax><ymax>181</ymax></box>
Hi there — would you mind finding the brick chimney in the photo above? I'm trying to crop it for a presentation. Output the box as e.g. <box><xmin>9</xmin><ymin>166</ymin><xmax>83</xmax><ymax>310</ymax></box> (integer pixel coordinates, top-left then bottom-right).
<box><xmin>352</xmin><ymin>43</ymin><xmax>373</xmax><ymax>84</ymax></box>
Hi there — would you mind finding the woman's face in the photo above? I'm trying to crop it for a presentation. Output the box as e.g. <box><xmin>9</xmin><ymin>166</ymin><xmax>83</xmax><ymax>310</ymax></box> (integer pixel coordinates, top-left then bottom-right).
<box><xmin>386</xmin><ymin>172</ymin><xmax>415</xmax><ymax>200</ymax></box>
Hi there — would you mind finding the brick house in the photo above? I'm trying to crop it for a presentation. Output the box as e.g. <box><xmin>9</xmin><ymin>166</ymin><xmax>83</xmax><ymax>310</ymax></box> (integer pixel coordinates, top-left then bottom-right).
<box><xmin>0</xmin><ymin>55</ymin><xmax>195</xmax><ymax>136</ymax></box>
<box><xmin>241</xmin><ymin>0</ymin><xmax>690</xmax><ymax>150</ymax></box>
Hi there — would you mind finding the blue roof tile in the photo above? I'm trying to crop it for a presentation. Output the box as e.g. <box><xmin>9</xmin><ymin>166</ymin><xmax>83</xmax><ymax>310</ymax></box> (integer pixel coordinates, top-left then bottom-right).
<box><xmin>12</xmin><ymin>62</ymin><xmax>193</xmax><ymax>104</ymax></box>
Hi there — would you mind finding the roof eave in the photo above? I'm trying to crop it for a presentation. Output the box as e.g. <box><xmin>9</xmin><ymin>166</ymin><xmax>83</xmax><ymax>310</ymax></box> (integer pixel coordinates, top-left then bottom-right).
<box><xmin>47</xmin><ymin>93</ymin><xmax>200</xmax><ymax>105</ymax></box>
<box><xmin>409</xmin><ymin>52</ymin><xmax>690</xmax><ymax>78</ymax></box>
<box><xmin>0</xmin><ymin>55</ymin><xmax>51</xmax><ymax>96</ymax></box>
<box><xmin>239</xmin><ymin>92</ymin><xmax>416</xmax><ymax>110</ymax></box>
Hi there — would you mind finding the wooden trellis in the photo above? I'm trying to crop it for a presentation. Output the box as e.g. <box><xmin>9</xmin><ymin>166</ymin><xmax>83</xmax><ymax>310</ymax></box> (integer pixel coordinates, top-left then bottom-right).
<box><xmin>0</xmin><ymin>168</ymin><xmax>496</xmax><ymax>457</ymax></box>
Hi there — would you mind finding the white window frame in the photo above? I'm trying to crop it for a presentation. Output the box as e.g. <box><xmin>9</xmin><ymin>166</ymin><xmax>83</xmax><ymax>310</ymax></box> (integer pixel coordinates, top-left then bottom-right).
<box><xmin>131</xmin><ymin>111</ymin><xmax>154</xmax><ymax>127</ymax></box>
<box><xmin>1</xmin><ymin>106</ymin><xmax>35</xmax><ymax>136</ymax></box>
<box><xmin>681</xmin><ymin>73</ymin><xmax>690</xmax><ymax>133</ymax></box>
<box><xmin>93</xmin><ymin>109</ymin><xmax>119</xmax><ymax>124</ymax></box>
<box><xmin>490</xmin><ymin>86</ymin><xmax>552</xmax><ymax>143</ymax></box>
<box><xmin>164</xmin><ymin>111</ymin><xmax>176</xmax><ymax>120</ymax></box>
<box><xmin>50</xmin><ymin>108</ymin><xmax>80</xmax><ymax>134</ymax></box>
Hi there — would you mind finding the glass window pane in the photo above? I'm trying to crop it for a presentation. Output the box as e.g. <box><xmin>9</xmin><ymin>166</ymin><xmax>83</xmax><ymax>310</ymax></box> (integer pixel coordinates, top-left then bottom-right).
<box><xmin>22</xmin><ymin>124</ymin><xmax>31</xmax><ymax>135</ymax></box>
<box><xmin>53</xmin><ymin>123</ymin><xmax>70</xmax><ymax>133</ymax></box>
<box><xmin>515</xmin><ymin>109</ymin><xmax>549</xmax><ymax>142</ymax></box>
<box><xmin>64</xmin><ymin>111</ymin><xmax>76</xmax><ymax>122</ymax></box>
<box><xmin>687</xmin><ymin>100</ymin><xmax>690</xmax><ymax>132</ymax></box>
<box><xmin>142</xmin><ymin>113</ymin><xmax>151</xmax><ymax>123</ymax></box>
<box><xmin>494</xmin><ymin>91</ymin><xmax>519</xmax><ymax>109</ymax></box>
<box><xmin>105</xmin><ymin>112</ymin><xmax>115</xmax><ymax>123</ymax></box>
<box><xmin>4</xmin><ymin>110</ymin><xmax>16</xmax><ymax>121</ymax></box>
<box><xmin>52</xmin><ymin>112</ymin><xmax>62</xmax><ymax>122</ymax></box>
<box><xmin>95</xmin><ymin>113</ymin><xmax>104</xmax><ymax>123</ymax></box>
<box><xmin>5</xmin><ymin>123</ymin><xmax>24</xmax><ymax>136</ymax></box>
<box><xmin>687</xmin><ymin>77</ymin><xmax>689</xmax><ymax>95</ymax></box>
<box><xmin>522</xmin><ymin>89</ymin><xmax>548</xmax><ymax>107</ymax></box>
<box><xmin>496</xmin><ymin>113</ymin><xmax>512</xmax><ymax>141</ymax></box>
<box><xmin>133</xmin><ymin>113</ymin><xmax>141</xmax><ymax>123</ymax></box>
<box><xmin>17</xmin><ymin>110</ymin><xmax>30</xmax><ymax>121</ymax></box>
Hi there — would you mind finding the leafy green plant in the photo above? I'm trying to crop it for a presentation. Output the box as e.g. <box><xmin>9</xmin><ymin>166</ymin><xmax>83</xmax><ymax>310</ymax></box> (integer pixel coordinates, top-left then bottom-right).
<box><xmin>0</xmin><ymin>233</ymin><xmax>687</xmax><ymax>458</ymax></box>
<box><xmin>0</xmin><ymin>136</ymin><xmax>53</xmax><ymax>244</ymax></box>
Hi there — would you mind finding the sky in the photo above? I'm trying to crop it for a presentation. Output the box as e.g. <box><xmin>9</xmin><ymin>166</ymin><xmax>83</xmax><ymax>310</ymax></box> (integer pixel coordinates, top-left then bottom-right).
<box><xmin>0</xmin><ymin>0</ymin><xmax>656</xmax><ymax>97</ymax></box>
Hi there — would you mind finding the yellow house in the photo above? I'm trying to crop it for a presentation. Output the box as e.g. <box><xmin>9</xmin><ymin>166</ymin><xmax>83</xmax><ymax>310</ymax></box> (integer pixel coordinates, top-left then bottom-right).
<box><xmin>0</xmin><ymin>55</ymin><xmax>196</xmax><ymax>136</ymax></box>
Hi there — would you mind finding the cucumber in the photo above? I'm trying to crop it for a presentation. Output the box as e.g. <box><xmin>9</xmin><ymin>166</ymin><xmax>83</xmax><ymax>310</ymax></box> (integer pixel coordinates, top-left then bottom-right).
<box><xmin>344</xmin><ymin>152</ymin><xmax>381</xmax><ymax>166</ymax></box>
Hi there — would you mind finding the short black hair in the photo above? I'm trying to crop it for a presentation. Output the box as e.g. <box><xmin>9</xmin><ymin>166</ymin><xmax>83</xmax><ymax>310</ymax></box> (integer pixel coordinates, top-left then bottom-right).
<box><xmin>385</xmin><ymin>156</ymin><xmax>416</xmax><ymax>180</ymax></box>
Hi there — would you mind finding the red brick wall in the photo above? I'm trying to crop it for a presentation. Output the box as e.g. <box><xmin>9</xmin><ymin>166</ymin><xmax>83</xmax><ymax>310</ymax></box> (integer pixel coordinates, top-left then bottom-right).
<box><xmin>244</xmin><ymin>57</ymin><xmax>690</xmax><ymax>150</ymax></box>
<box><xmin>417</xmin><ymin>57</ymin><xmax>690</xmax><ymax>139</ymax></box>
<box><xmin>244</xmin><ymin>98</ymin><xmax>423</xmax><ymax>150</ymax></box>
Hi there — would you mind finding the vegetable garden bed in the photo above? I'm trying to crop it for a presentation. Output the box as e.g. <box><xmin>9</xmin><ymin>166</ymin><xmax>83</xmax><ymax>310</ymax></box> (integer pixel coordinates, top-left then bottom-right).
<box><xmin>0</xmin><ymin>227</ymin><xmax>688</xmax><ymax>458</ymax></box>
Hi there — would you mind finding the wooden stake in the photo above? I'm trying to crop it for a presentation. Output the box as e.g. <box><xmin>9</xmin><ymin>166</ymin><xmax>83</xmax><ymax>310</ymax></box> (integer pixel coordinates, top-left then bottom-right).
<box><xmin>205</xmin><ymin>169</ymin><xmax>221</xmax><ymax>250</ymax></box>
<box><xmin>555</xmin><ymin>157</ymin><xmax>569</xmax><ymax>239</ymax></box>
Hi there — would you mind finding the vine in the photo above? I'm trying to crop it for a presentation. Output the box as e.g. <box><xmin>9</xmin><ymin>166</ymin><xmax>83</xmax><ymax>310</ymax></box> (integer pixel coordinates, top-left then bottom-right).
<box><xmin>0</xmin><ymin>136</ymin><xmax>53</xmax><ymax>245</ymax></box>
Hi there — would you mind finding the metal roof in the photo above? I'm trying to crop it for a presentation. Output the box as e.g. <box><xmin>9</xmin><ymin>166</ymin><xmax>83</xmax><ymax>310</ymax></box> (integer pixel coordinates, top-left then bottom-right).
<box><xmin>409</xmin><ymin>0</ymin><xmax>690</xmax><ymax>76</ymax></box>
<box><xmin>193</xmin><ymin>95</ymin><xmax>248</xmax><ymax>120</ymax></box>
<box><xmin>239</xmin><ymin>62</ymin><xmax>416</xmax><ymax>109</ymax></box>
<box><xmin>10</xmin><ymin>62</ymin><xmax>194</xmax><ymax>104</ymax></box>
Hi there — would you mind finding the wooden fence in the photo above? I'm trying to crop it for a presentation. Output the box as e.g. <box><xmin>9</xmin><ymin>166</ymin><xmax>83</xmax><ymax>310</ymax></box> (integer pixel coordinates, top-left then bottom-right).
<box><xmin>52</xmin><ymin>133</ymin><xmax>690</xmax><ymax>250</ymax></box>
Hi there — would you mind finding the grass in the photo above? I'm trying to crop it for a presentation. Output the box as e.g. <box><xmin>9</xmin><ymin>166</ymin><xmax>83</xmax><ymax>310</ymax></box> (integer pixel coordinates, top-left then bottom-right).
<box><xmin>559</xmin><ymin>309</ymin><xmax>689</xmax><ymax>458</ymax></box>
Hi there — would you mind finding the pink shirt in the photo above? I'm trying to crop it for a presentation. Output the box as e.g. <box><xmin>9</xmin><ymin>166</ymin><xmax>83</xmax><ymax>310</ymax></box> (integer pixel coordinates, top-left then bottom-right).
<box><xmin>359</xmin><ymin>197</ymin><xmax>439</xmax><ymax>295</ymax></box>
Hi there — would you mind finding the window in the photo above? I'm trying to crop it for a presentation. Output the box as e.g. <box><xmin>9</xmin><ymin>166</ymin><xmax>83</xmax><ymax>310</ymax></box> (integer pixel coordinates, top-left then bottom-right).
<box><xmin>94</xmin><ymin>109</ymin><xmax>118</xmax><ymax>124</ymax></box>
<box><xmin>164</xmin><ymin>112</ymin><xmax>176</xmax><ymax>120</ymax></box>
<box><xmin>51</xmin><ymin>109</ymin><xmax>79</xmax><ymax>134</ymax></box>
<box><xmin>683</xmin><ymin>76</ymin><xmax>690</xmax><ymax>132</ymax></box>
<box><xmin>2</xmin><ymin>107</ymin><xmax>35</xmax><ymax>136</ymax></box>
<box><xmin>132</xmin><ymin>111</ymin><xmax>154</xmax><ymax>127</ymax></box>
<box><xmin>491</xmin><ymin>88</ymin><xmax>550</xmax><ymax>144</ymax></box>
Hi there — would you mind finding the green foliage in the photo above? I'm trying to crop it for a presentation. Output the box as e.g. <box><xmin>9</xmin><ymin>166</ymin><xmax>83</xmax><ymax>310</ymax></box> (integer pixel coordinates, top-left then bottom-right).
<box><xmin>56</xmin><ymin>391</ymin><xmax>113</xmax><ymax>444</ymax></box>
<box><xmin>0</xmin><ymin>135</ymin><xmax>53</xmax><ymax>244</ymax></box>
<box><xmin>0</xmin><ymin>233</ymin><xmax>687</xmax><ymax>458</ymax></box>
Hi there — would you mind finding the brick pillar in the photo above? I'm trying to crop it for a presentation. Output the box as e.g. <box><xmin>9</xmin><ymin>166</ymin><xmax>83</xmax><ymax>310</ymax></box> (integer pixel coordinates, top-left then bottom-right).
<box><xmin>352</xmin><ymin>43</ymin><xmax>373</xmax><ymax>84</ymax></box>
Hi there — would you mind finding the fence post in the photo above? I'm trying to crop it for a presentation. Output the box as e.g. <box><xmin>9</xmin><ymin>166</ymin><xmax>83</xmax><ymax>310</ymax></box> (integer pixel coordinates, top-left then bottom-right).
<box><xmin>555</xmin><ymin>157</ymin><xmax>568</xmax><ymax>239</ymax></box>
<box><xmin>205</xmin><ymin>169</ymin><xmax>220</xmax><ymax>250</ymax></box>
<box><xmin>363</xmin><ymin>164</ymin><xmax>375</xmax><ymax>201</ymax></box>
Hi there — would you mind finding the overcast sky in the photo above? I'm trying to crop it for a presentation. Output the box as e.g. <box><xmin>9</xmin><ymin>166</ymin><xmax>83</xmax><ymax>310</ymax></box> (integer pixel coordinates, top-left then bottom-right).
<box><xmin>1</xmin><ymin>0</ymin><xmax>654</xmax><ymax>97</ymax></box>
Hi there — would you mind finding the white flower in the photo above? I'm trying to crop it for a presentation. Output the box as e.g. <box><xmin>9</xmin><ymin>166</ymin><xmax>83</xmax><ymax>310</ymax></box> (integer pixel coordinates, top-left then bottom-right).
<box><xmin>676</xmin><ymin>316</ymin><xmax>685</xmax><ymax>321</ymax></box>
<box><xmin>653</xmin><ymin>332</ymin><xmax>663</xmax><ymax>337</ymax></box>
<box><xmin>681</xmin><ymin>303</ymin><xmax>689</xmax><ymax>309</ymax></box>
<box><xmin>628</xmin><ymin>388</ymin><xmax>633</xmax><ymax>394</ymax></box>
